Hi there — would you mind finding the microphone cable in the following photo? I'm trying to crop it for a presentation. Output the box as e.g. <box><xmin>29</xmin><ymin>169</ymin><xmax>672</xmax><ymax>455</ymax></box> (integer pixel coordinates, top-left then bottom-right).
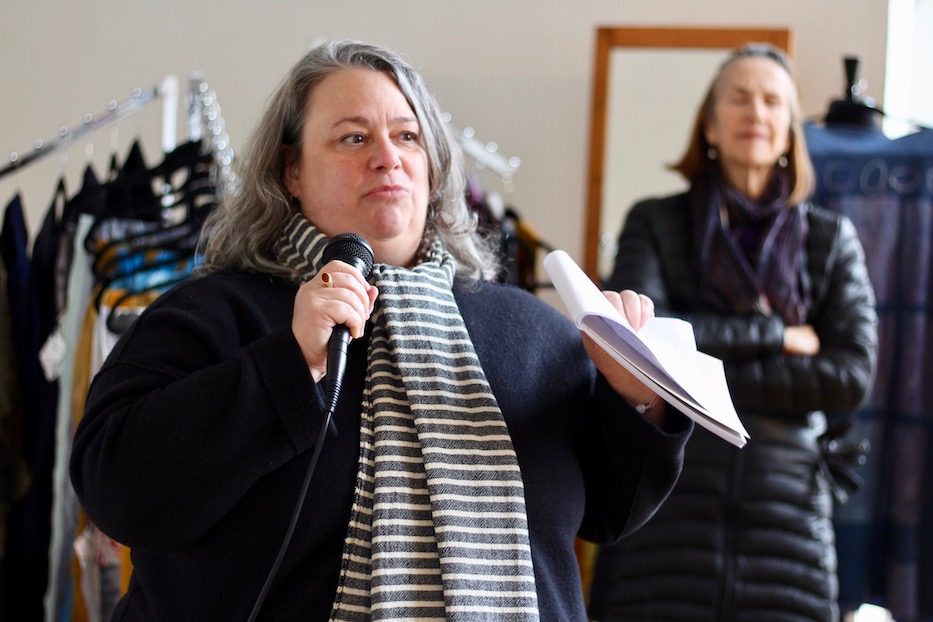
<box><xmin>246</xmin><ymin>403</ymin><xmax>335</xmax><ymax>622</ymax></box>
<box><xmin>247</xmin><ymin>233</ymin><xmax>373</xmax><ymax>621</ymax></box>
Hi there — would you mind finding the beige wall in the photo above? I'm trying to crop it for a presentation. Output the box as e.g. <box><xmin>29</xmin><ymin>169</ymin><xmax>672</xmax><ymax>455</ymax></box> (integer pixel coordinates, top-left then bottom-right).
<box><xmin>0</xmin><ymin>1</ymin><xmax>889</xmax><ymax>287</ymax></box>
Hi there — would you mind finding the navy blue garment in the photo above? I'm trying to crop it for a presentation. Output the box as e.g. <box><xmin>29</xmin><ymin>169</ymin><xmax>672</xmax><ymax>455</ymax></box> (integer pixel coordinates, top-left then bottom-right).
<box><xmin>805</xmin><ymin>122</ymin><xmax>933</xmax><ymax>622</ymax></box>
<box><xmin>0</xmin><ymin>195</ymin><xmax>39</xmax><ymax>414</ymax></box>
<box><xmin>1</xmin><ymin>193</ymin><xmax>46</xmax><ymax>622</ymax></box>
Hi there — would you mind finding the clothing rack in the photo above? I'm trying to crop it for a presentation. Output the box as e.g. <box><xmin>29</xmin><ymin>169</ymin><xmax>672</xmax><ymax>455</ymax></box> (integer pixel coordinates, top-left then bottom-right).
<box><xmin>1</xmin><ymin>72</ymin><xmax>238</xmax><ymax>208</ymax></box>
<box><xmin>0</xmin><ymin>76</ymin><xmax>181</xmax><ymax>181</ymax></box>
<box><xmin>187</xmin><ymin>74</ymin><xmax>239</xmax><ymax>198</ymax></box>
<box><xmin>445</xmin><ymin>115</ymin><xmax>521</xmax><ymax>191</ymax></box>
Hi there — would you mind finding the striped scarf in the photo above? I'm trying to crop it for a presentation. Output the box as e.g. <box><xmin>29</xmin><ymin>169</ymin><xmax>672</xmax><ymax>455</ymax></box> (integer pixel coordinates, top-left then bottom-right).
<box><xmin>273</xmin><ymin>214</ymin><xmax>539</xmax><ymax>621</ymax></box>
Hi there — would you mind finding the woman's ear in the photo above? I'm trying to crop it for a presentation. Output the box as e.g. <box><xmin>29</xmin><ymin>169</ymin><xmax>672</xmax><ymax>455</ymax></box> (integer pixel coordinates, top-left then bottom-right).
<box><xmin>283</xmin><ymin>145</ymin><xmax>301</xmax><ymax>199</ymax></box>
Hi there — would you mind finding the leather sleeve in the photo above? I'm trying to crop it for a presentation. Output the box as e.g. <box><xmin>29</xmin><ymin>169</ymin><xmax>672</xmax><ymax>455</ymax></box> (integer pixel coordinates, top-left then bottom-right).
<box><xmin>721</xmin><ymin>210</ymin><xmax>878</xmax><ymax>415</ymax></box>
<box><xmin>605</xmin><ymin>196</ymin><xmax>878</xmax><ymax>418</ymax></box>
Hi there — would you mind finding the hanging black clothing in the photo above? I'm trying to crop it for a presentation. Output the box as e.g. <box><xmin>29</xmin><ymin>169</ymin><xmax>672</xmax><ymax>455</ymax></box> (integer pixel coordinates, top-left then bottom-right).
<box><xmin>1</xmin><ymin>193</ymin><xmax>50</xmax><ymax>622</ymax></box>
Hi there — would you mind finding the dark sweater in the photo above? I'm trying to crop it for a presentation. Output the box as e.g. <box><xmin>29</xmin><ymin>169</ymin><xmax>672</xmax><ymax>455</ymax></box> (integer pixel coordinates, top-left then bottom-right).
<box><xmin>71</xmin><ymin>270</ymin><xmax>691</xmax><ymax>621</ymax></box>
<box><xmin>589</xmin><ymin>194</ymin><xmax>878</xmax><ymax>622</ymax></box>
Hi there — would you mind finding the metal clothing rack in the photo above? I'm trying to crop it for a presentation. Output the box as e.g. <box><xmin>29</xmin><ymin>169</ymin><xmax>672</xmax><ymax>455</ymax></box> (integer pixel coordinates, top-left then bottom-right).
<box><xmin>444</xmin><ymin>113</ymin><xmax>521</xmax><ymax>192</ymax></box>
<box><xmin>0</xmin><ymin>74</ymin><xmax>236</xmax><ymax>191</ymax></box>
<box><xmin>186</xmin><ymin>74</ymin><xmax>239</xmax><ymax>198</ymax></box>
<box><xmin>0</xmin><ymin>76</ymin><xmax>180</xmax><ymax>181</ymax></box>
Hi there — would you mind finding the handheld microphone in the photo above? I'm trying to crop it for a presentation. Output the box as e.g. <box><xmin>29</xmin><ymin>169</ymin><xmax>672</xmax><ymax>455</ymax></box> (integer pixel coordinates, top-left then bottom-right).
<box><xmin>321</xmin><ymin>232</ymin><xmax>374</xmax><ymax>413</ymax></box>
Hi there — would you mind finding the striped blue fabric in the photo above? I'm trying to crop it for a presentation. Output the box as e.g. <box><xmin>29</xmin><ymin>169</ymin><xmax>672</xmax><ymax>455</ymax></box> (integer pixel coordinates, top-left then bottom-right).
<box><xmin>274</xmin><ymin>215</ymin><xmax>539</xmax><ymax>621</ymax></box>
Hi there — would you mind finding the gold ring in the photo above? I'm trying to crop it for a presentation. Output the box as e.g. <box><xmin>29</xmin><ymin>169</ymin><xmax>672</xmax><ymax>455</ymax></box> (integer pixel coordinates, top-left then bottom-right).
<box><xmin>320</xmin><ymin>272</ymin><xmax>334</xmax><ymax>288</ymax></box>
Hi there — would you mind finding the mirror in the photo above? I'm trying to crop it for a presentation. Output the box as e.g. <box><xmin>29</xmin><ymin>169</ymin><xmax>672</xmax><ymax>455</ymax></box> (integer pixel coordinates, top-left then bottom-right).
<box><xmin>583</xmin><ymin>27</ymin><xmax>792</xmax><ymax>280</ymax></box>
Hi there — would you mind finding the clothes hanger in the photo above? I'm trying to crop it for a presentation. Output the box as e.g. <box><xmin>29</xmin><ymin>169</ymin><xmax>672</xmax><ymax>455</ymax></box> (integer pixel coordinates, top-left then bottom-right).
<box><xmin>82</xmin><ymin>139</ymin><xmax>213</xmax><ymax>256</ymax></box>
<box><xmin>103</xmin><ymin>272</ymin><xmax>193</xmax><ymax>334</ymax></box>
<box><xmin>93</xmin><ymin>249</ymin><xmax>199</xmax><ymax>323</ymax></box>
<box><xmin>87</xmin><ymin>144</ymin><xmax>218</xmax><ymax>318</ymax></box>
<box><xmin>88</xmin><ymin>182</ymin><xmax>215</xmax><ymax>298</ymax></box>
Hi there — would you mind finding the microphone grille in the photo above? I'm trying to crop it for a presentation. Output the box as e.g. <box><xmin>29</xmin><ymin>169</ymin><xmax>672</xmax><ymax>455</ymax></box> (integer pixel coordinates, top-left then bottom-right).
<box><xmin>322</xmin><ymin>232</ymin><xmax>374</xmax><ymax>276</ymax></box>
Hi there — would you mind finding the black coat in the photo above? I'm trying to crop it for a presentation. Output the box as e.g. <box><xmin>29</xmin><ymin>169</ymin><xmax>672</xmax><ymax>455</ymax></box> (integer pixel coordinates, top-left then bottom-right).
<box><xmin>588</xmin><ymin>193</ymin><xmax>878</xmax><ymax>622</ymax></box>
<box><xmin>70</xmin><ymin>270</ymin><xmax>691</xmax><ymax>621</ymax></box>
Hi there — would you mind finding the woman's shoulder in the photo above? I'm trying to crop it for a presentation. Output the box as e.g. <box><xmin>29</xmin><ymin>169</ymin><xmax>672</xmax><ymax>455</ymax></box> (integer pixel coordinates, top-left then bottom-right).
<box><xmin>620</xmin><ymin>191</ymin><xmax>693</xmax><ymax>242</ymax></box>
<box><xmin>139</xmin><ymin>269</ymin><xmax>297</xmax><ymax>321</ymax></box>
<box><xmin>801</xmin><ymin>202</ymin><xmax>857</xmax><ymax>242</ymax></box>
<box><xmin>165</xmin><ymin>268</ymin><xmax>293</xmax><ymax>297</ymax></box>
<box><xmin>454</xmin><ymin>280</ymin><xmax>588</xmax><ymax>363</ymax></box>
<box><xmin>802</xmin><ymin>201</ymin><xmax>842</xmax><ymax>222</ymax></box>
<box><xmin>624</xmin><ymin>192</ymin><xmax>692</xmax><ymax>232</ymax></box>
<box><xmin>108</xmin><ymin>268</ymin><xmax>297</xmax><ymax>355</ymax></box>
<box><xmin>455</xmin><ymin>278</ymin><xmax>552</xmax><ymax>307</ymax></box>
<box><xmin>455</xmin><ymin>280</ymin><xmax>575</xmax><ymax>329</ymax></box>
<box><xmin>630</xmin><ymin>191</ymin><xmax>691</xmax><ymax>213</ymax></box>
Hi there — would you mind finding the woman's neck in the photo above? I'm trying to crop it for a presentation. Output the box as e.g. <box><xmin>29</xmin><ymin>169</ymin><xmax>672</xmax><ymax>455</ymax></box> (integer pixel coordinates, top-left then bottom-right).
<box><xmin>721</xmin><ymin>164</ymin><xmax>773</xmax><ymax>200</ymax></box>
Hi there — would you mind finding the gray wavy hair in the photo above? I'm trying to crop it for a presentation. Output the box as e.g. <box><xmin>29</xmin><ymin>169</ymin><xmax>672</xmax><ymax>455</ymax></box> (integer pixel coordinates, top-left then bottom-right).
<box><xmin>197</xmin><ymin>40</ymin><xmax>501</xmax><ymax>281</ymax></box>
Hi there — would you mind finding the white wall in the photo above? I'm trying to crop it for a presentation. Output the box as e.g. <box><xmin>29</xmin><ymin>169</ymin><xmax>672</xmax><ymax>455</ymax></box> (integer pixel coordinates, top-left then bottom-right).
<box><xmin>0</xmin><ymin>0</ymin><xmax>889</xmax><ymax>283</ymax></box>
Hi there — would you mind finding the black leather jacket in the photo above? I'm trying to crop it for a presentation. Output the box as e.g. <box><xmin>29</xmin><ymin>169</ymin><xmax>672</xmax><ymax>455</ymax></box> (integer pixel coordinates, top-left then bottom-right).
<box><xmin>588</xmin><ymin>193</ymin><xmax>878</xmax><ymax>622</ymax></box>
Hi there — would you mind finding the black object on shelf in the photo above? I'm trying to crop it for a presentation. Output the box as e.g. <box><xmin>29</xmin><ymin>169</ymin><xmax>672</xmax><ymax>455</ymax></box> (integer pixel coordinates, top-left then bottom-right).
<box><xmin>825</xmin><ymin>55</ymin><xmax>883</xmax><ymax>130</ymax></box>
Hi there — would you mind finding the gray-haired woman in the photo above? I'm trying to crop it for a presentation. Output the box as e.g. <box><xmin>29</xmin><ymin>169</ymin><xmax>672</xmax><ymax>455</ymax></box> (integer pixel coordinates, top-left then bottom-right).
<box><xmin>71</xmin><ymin>40</ymin><xmax>691</xmax><ymax>621</ymax></box>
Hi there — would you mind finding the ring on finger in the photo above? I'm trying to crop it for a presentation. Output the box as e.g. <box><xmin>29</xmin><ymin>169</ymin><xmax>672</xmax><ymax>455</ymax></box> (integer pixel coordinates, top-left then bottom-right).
<box><xmin>320</xmin><ymin>272</ymin><xmax>334</xmax><ymax>288</ymax></box>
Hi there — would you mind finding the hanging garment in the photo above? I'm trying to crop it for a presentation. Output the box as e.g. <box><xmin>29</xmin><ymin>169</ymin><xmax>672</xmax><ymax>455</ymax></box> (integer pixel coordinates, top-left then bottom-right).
<box><xmin>1</xmin><ymin>193</ymin><xmax>51</xmax><ymax>622</ymax></box>
<box><xmin>1</xmin><ymin>76</ymin><xmax>231</xmax><ymax>619</ymax></box>
<box><xmin>462</xmin><ymin>173</ymin><xmax>553</xmax><ymax>293</ymax></box>
<box><xmin>70</xmin><ymin>290</ymin><xmax>154</xmax><ymax>622</ymax></box>
<box><xmin>0</xmin><ymin>252</ymin><xmax>31</xmax><ymax>622</ymax></box>
<box><xmin>59</xmin><ymin>139</ymin><xmax>217</xmax><ymax>621</ymax></box>
<box><xmin>46</xmin><ymin>212</ymin><xmax>100</xmax><ymax>622</ymax></box>
<box><xmin>805</xmin><ymin>122</ymin><xmax>933</xmax><ymax>622</ymax></box>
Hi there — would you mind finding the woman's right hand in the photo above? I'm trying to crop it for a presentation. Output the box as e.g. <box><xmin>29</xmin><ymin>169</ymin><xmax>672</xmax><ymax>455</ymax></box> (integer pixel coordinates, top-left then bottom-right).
<box><xmin>291</xmin><ymin>261</ymin><xmax>378</xmax><ymax>381</ymax></box>
<box><xmin>783</xmin><ymin>324</ymin><xmax>820</xmax><ymax>356</ymax></box>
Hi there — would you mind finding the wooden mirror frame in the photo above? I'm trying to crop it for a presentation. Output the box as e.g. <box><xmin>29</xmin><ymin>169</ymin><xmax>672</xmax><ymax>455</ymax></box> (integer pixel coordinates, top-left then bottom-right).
<box><xmin>582</xmin><ymin>26</ymin><xmax>792</xmax><ymax>280</ymax></box>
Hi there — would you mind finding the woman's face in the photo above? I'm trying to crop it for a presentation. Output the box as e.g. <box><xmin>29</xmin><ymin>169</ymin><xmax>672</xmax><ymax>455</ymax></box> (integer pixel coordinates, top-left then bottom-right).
<box><xmin>703</xmin><ymin>56</ymin><xmax>793</xmax><ymax>183</ymax></box>
<box><xmin>285</xmin><ymin>68</ymin><xmax>429</xmax><ymax>267</ymax></box>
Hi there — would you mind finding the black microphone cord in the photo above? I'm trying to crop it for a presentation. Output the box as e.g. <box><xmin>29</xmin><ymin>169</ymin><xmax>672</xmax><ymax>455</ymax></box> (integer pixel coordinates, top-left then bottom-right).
<box><xmin>246</xmin><ymin>403</ymin><xmax>335</xmax><ymax>622</ymax></box>
<box><xmin>247</xmin><ymin>233</ymin><xmax>373</xmax><ymax>621</ymax></box>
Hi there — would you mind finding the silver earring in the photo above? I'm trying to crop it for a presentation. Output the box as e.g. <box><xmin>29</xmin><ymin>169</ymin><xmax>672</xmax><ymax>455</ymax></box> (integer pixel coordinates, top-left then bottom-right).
<box><xmin>707</xmin><ymin>147</ymin><xmax>718</xmax><ymax>161</ymax></box>
<box><xmin>778</xmin><ymin>155</ymin><xmax>788</xmax><ymax>168</ymax></box>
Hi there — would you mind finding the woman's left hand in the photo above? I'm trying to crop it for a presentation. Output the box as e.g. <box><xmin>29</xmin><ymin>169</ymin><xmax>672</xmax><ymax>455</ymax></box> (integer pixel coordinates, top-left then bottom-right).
<box><xmin>581</xmin><ymin>289</ymin><xmax>666</xmax><ymax>425</ymax></box>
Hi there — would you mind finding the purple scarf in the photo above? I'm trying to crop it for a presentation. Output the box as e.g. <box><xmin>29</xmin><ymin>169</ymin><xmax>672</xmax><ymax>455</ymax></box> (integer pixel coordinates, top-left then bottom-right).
<box><xmin>691</xmin><ymin>170</ymin><xmax>811</xmax><ymax>325</ymax></box>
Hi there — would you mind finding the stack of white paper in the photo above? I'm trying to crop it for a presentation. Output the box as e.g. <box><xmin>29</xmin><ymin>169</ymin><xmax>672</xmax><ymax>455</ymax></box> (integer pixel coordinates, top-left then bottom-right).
<box><xmin>543</xmin><ymin>250</ymin><xmax>749</xmax><ymax>448</ymax></box>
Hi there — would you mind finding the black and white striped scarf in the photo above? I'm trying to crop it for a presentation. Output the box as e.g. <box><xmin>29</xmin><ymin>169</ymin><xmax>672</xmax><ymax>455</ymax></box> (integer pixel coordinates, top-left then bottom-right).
<box><xmin>274</xmin><ymin>214</ymin><xmax>539</xmax><ymax>621</ymax></box>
